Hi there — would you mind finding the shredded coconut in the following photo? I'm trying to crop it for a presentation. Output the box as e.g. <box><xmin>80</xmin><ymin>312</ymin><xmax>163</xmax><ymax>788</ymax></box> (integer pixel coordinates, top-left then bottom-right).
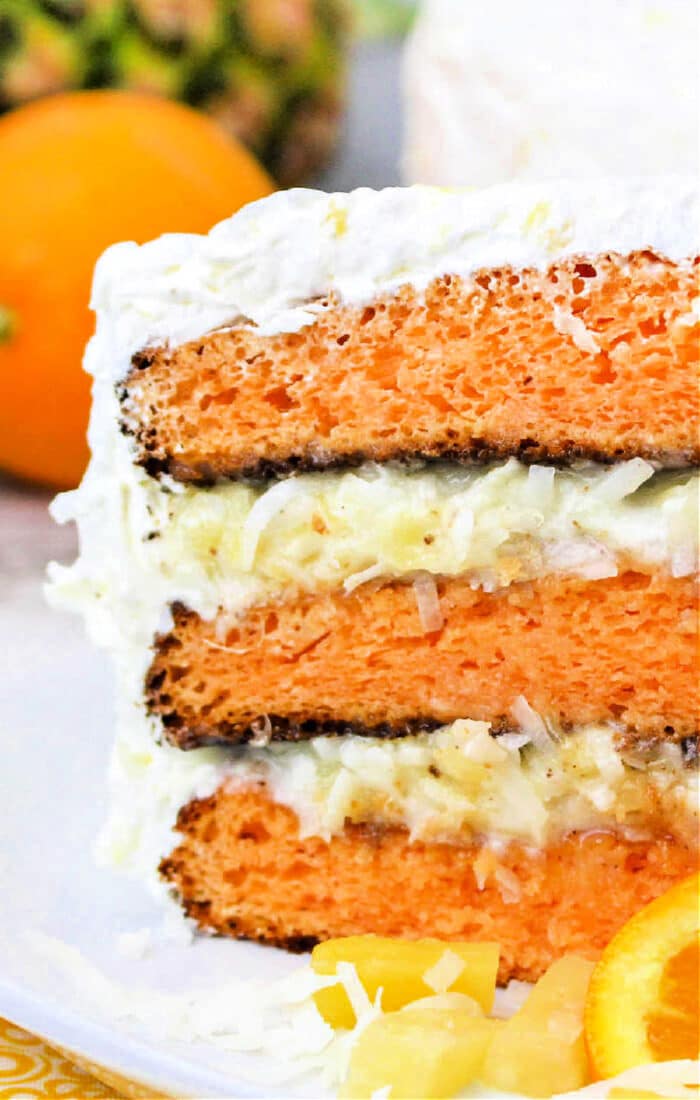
<box><xmin>25</xmin><ymin>930</ymin><xmax>338</xmax><ymax>1087</ymax></box>
<box><xmin>240</xmin><ymin>478</ymin><xmax>305</xmax><ymax>569</ymax></box>
<box><xmin>510</xmin><ymin>696</ymin><xmax>551</xmax><ymax>749</ymax></box>
<box><xmin>400</xmin><ymin>993</ymin><xmax>481</xmax><ymax>1016</ymax></box>
<box><xmin>335</xmin><ymin>961</ymin><xmax>374</xmax><ymax>1020</ymax></box>
<box><xmin>202</xmin><ymin>637</ymin><xmax>249</xmax><ymax>655</ymax></box>
<box><xmin>553</xmin><ymin>1059</ymin><xmax>700</xmax><ymax>1098</ymax></box>
<box><xmin>551</xmin><ymin>304</ymin><xmax>601</xmax><ymax>354</ymax></box>
<box><xmin>116</xmin><ymin>928</ymin><xmax>152</xmax><ymax>961</ymax></box>
<box><xmin>473</xmin><ymin>848</ymin><xmax>498</xmax><ymax>891</ymax></box>
<box><xmin>544</xmin><ymin>536</ymin><xmax>618</xmax><ymax>580</ymax></box>
<box><xmin>592</xmin><ymin>458</ymin><xmax>656</xmax><ymax>504</ymax></box>
<box><xmin>422</xmin><ymin>949</ymin><xmax>466</xmax><ymax>994</ymax></box>
<box><xmin>343</xmin><ymin>562</ymin><xmax>386</xmax><ymax>593</ymax></box>
<box><xmin>494</xmin><ymin>865</ymin><xmax>522</xmax><ymax>905</ymax></box>
<box><xmin>671</xmin><ymin>545</ymin><xmax>698</xmax><ymax>577</ymax></box>
<box><xmin>249</xmin><ymin>714</ymin><xmax>273</xmax><ymax>747</ymax></box>
<box><xmin>413</xmin><ymin>572</ymin><xmax>444</xmax><ymax>632</ymax></box>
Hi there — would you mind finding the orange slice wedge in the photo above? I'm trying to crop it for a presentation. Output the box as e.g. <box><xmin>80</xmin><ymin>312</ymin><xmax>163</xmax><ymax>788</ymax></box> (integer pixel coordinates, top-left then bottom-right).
<box><xmin>585</xmin><ymin>872</ymin><xmax>699</xmax><ymax>1079</ymax></box>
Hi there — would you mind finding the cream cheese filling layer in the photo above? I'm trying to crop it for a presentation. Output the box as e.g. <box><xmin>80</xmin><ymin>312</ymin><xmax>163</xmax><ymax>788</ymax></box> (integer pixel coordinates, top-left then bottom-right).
<box><xmin>225</xmin><ymin>718</ymin><xmax>697</xmax><ymax>851</ymax></box>
<box><xmin>157</xmin><ymin>457</ymin><xmax>697</xmax><ymax>600</ymax></box>
<box><xmin>99</xmin><ymin>704</ymin><xmax>697</xmax><ymax>891</ymax></box>
<box><xmin>50</xmin><ymin>452</ymin><xmax>698</xmax><ymax>653</ymax></box>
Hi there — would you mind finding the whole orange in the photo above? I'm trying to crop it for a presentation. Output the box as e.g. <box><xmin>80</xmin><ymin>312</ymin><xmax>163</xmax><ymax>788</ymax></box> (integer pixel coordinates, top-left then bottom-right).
<box><xmin>0</xmin><ymin>91</ymin><xmax>273</xmax><ymax>489</ymax></box>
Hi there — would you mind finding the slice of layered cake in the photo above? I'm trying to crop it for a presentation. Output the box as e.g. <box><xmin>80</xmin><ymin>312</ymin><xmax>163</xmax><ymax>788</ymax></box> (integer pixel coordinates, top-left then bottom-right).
<box><xmin>49</xmin><ymin>179</ymin><xmax>699</xmax><ymax>982</ymax></box>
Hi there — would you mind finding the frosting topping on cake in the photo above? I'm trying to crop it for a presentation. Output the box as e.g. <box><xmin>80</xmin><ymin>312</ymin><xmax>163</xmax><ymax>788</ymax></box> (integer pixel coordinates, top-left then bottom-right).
<box><xmin>90</xmin><ymin>179</ymin><xmax>699</xmax><ymax>379</ymax></box>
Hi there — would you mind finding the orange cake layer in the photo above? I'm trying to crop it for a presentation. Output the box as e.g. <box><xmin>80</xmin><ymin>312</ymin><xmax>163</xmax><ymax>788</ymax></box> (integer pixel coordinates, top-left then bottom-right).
<box><xmin>122</xmin><ymin>253</ymin><xmax>700</xmax><ymax>483</ymax></box>
<box><xmin>146</xmin><ymin>571</ymin><xmax>699</xmax><ymax>747</ymax></box>
<box><xmin>159</xmin><ymin>786</ymin><xmax>698</xmax><ymax>983</ymax></box>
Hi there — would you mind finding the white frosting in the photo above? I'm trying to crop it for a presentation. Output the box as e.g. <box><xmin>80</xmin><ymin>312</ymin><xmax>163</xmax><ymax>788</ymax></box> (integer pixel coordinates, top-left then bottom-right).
<box><xmin>89</xmin><ymin>179</ymin><xmax>699</xmax><ymax>380</ymax></box>
<box><xmin>402</xmin><ymin>0</ymin><xmax>700</xmax><ymax>186</ymax></box>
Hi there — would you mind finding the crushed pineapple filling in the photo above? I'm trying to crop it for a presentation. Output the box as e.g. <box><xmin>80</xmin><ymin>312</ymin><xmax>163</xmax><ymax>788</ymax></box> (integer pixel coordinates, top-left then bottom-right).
<box><xmin>154</xmin><ymin>458</ymin><xmax>696</xmax><ymax>605</ymax></box>
<box><xmin>226</xmin><ymin>719</ymin><xmax>698</xmax><ymax>850</ymax></box>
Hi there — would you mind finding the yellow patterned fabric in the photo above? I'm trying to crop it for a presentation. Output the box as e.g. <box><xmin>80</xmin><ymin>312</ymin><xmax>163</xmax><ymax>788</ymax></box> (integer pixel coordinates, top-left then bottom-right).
<box><xmin>0</xmin><ymin>1018</ymin><xmax>117</xmax><ymax>1097</ymax></box>
<box><xmin>0</xmin><ymin>1017</ymin><xmax>168</xmax><ymax>1099</ymax></box>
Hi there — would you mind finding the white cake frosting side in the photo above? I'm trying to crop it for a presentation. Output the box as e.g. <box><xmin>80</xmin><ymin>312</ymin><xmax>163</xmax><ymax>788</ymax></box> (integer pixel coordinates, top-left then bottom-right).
<box><xmin>90</xmin><ymin>178</ymin><xmax>699</xmax><ymax>381</ymax></box>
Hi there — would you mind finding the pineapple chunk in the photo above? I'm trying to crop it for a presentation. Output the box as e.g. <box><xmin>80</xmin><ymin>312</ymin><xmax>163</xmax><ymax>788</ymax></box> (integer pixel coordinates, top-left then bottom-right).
<box><xmin>339</xmin><ymin>1006</ymin><xmax>501</xmax><ymax>1100</ymax></box>
<box><xmin>400</xmin><ymin>993</ymin><xmax>483</xmax><ymax>1016</ymax></box>
<box><xmin>481</xmin><ymin>954</ymin><xmax>595</xmax><ymax>1097</ymax></box>
<box><xmin>312</xmin><ymin>935</ymin><xmax>499</xmax><ymax>1029</ymax></box>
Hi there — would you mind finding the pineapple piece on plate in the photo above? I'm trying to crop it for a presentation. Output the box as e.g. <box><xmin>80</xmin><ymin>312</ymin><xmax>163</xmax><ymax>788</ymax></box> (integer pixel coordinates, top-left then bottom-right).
<box><xmin>339</xmin><ymin>1003</ymin><xmax>501</xmax><ymax>1100</ymax></box>
<box><xmin>481</xmin><ymin>954</ymin><xmax>595</xmax><ymax>1097</ymax></box>
<box><xmin>311</xmin><ymin>935</ymin><xmax>499</xmax><ymax>1029</ymax></box>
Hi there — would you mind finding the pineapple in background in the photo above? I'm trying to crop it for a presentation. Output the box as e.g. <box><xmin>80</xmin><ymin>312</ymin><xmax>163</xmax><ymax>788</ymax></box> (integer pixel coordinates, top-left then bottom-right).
<box><xmin>0</xmin><ymin>0</ymin><xmax>349</xmax><ymax>184</ymax></box>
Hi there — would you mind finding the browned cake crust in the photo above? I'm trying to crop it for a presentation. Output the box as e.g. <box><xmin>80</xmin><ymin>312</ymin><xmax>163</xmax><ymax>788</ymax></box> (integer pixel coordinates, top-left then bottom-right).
<box><xmin>159</xmin><ymin>786</ymin><xmax>698</xmax><ymax>983</ymax></box>
<box><xmin>121</xmin><ymin>252</ymin><xmax>700</xmax><ymax>483</ymax></box>
<box><xmin>146</xmin><ymin>571</ymin><xmax>699</xmax><ymax>748</ymax></box>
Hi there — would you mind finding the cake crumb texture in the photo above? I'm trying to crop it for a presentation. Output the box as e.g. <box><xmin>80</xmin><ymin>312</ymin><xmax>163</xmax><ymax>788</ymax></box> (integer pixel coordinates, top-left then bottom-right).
<box><xmin>159</xmin><ymin>786</ymin><xmax>698</xmax><ymax>983</ymax></box>
<box><xmin>123</xmin><ymin>253</ymin><xmax>699</xmax><ymax>482</ymax></box>
<box><xmin>146</xmin><ymin>572</ymin><xmax>699</xmax><ymax>746</ymax></box>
